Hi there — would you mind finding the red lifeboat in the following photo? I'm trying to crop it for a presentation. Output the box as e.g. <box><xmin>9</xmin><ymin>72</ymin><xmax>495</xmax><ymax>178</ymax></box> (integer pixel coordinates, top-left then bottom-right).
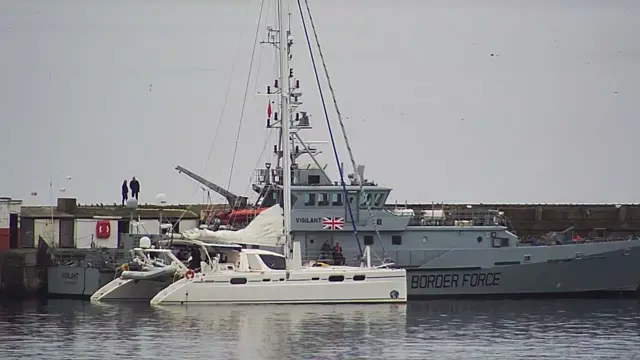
<box><xmin>215</xmin><ymin>207</ymin><xmax>269</xmax><ymax>225</ymax></box>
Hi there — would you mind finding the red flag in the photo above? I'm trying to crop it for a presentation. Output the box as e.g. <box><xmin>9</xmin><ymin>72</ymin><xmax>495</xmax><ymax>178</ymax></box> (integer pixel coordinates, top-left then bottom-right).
<box><xmin>267</xmin><ymin>102</ymin><xmax>272</xmax><ymax>119</ymax></box>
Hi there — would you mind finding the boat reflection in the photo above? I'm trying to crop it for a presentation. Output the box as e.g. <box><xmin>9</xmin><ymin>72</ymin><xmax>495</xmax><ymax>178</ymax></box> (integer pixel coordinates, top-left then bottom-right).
<box><xmin>153</xmin><ymin>304</ymin><xmax>408</xmax><ymax>359</ymax></box>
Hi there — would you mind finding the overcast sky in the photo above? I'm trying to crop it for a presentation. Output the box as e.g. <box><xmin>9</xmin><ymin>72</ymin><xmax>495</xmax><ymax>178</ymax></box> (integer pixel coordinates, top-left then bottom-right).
<box><xmin>1</xmin><ymin>0</ymin><xmax>638</xmax><ymax>206</ymax></box>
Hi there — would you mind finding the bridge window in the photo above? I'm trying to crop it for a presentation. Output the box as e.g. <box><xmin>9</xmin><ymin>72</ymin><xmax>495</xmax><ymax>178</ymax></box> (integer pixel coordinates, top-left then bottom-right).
<box><xmin>331</xmin><ymin>193</ymin><xmax>343</xmax><ymax>206</ymax></box>
<box><xmin>304</xmin><ymin>193</ymin><xmax>316</xmax><ymax>206</ymax></box>
<box><xmin>360</xmin><ymin>193</ymin><xmax>372</xmax><ymax>207</ymax></box>
<box><xmin>318</xmin><ymin>193</ymin><xmax>329</xmax><ymax>206</ymax></box>
<box><xmin>259</xmin><ymin>254</ymin><xmax>286</xmax><ymax>270</ymax></box>
<box><xmin>328</xmin><ymin>275</ymin><xmax>345</xmax><ymax>282</ymax></box>
<box><xmin>230</xmin><ymin>278</ymin><xmax>247</xmax><ymax>285</ymax></box>
<box><xmin>348</xmin><ymin>192</ymin><xmax>356</xmax><ymax>205</ymax></box>
<box><xmin>373</xmin><ymin>193</ymin><xmax>386</xmax><ymax>207</ymax></box>
<box><xmin>364</xmin><ymin>235</ymin><xmax>374</xmax><ymax>246</ymax></box>
<box><xmin>308</xmin><ymin>175</ymin><xmax>320</xmax><ymax>184</ymax></box>
<box><xmin>391</xmin><ymin>235</ymin><xmax>402</xmax><ymax>245</ymax></box>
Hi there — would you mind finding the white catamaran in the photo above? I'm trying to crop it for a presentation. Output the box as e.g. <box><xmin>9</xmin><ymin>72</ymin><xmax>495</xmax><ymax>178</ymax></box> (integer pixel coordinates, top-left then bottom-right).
<box><xmin>148</xmin><ymin>0</ymin><xmax>407</xmax><ymax>305</ymax></box>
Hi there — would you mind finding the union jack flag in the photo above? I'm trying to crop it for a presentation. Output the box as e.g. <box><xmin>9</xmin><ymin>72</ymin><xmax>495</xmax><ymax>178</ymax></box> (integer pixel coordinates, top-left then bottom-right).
<box><xmin>322</xmin><ymin>217</ymin><xmax>344</xmax><ymax>230</ymax></box>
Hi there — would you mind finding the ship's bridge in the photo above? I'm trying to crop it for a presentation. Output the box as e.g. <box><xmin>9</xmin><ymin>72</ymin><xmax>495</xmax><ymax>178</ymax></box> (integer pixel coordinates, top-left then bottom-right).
<box><xmin>252</xmin><ymin>163</ymin><xmax>390</xmax><ymax>210</ymax></box>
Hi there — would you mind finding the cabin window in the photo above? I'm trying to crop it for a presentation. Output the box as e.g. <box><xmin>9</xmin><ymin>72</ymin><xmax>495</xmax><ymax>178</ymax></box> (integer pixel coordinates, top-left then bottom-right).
<box><xmin>317</xmin><ymin>193</ymin><xmax>329</xmax><ymax>206</ymax></box>
<box><xmin>391</xmin><ymin>235</ymin><xmax>402</xmax><ymax>245</ymax></box>
<box><xmin>353</xmin><ymin>275</ymin><xmax>366</xmax><ymax>281</ymax></box>
<box><xmin>500</xmin><ymin>238</ymin><xmax>509</xmax><ymax>247</ymax></box>
<box><xmin>348</xmin><ymin>193</ymin><xmax>356</xmax><ymax>205</ymax></box>
<box><xmin>364</xmin><ymin>235</ymin><xmax>374</xmax><ymax>246</ymax></box>
<box><xmin>259</xmin><ymin>254</ymin><xmax>286</xmax><ymax>270</ymax></box>
<box><xmin>331</xmin><ymin>193</ymin><xmax>343</xmax><ymax>206</ymax></box>
<box><xmin>304</xmin><ymin>193</ymin><xmax>316</xmax><ymax>206</ymax></box>
<box><xmin>308</xmin><ymin>175</ymin><xmax>320</xmax><ymax>184</ymax></box>
<box><xmin>230</xmin><ymin>278</ymin><xmax>247</xmax><ymax>285</ymax></box>
<box><xmin>373</xmin><ymin>193</ymin><xmax>386</xmax><ymax>207</ymax></box>
<box><xmin>359</xmin><ymin>193</ymin><xmax>372</xmax><ymax>207</ymax></box>
<box><xmin>328</xmin><ymin>275</ymin><xmax>345</xmax><ymax>282</ymax></box>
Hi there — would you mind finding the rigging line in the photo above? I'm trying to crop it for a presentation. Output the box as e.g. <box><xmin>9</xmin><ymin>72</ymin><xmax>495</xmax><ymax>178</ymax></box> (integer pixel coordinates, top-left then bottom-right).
<box><xmin>302</xmin><ymin>0</ymin><xmax>357</xmax><ymax>184</ymax></box>
<box><xmin>202</xmin><ymin>0</ymin><xmax>253</xmax><ymax>176</ymax></box>
<box><xmin>225</xmin><ymin>0</ymin><xmax>267</xmax><ymax>195</ymax></box>
<box><xmin>243</xmin><ymin>130</ymin><xmax>273</xmax><ymax>201</ymax></box>
<box><xmin>201</xmin><ymin>0</ymin><xmax>266</xmax><ymax>222</ymax></box>
<box><xmin>173</xmin><ymin>0</ymin><xmax>253</xmax><ymax>230</ymax></box>
<box><xmin>303</xmin><ymin>0</ymin><xmax>387</xmax><ymax>259</ymax></box>
<box><xmin>296</xmin><ymin>0</ymin><xmax>363</xmax><ymax>257</ymax></box>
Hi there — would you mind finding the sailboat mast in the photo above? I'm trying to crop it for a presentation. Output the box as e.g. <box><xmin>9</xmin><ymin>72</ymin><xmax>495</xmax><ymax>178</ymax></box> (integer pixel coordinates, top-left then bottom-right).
<box><xmin>278</xmin><ymin>0</ymin><xmax>293</xmax><ymax>254</ymax></box>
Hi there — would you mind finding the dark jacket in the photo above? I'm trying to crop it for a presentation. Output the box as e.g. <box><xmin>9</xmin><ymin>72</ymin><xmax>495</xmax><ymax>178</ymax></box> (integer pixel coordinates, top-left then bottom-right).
<box><xmin>130</xmin><ymin>180</ymin><xmax>140</xmax><ymax>193</ymax></box>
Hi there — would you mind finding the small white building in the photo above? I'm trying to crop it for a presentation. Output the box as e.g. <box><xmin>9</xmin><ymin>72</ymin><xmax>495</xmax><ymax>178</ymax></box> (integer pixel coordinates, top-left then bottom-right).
<box><xmin>0</xmin><ymin>197</ymin><xmax>22</xmax><ymax>249</ymax></box>
<box><xmin>19</xmin><ymin>198</ymin><xmax>200</xmax><ymax>249</ymax></box>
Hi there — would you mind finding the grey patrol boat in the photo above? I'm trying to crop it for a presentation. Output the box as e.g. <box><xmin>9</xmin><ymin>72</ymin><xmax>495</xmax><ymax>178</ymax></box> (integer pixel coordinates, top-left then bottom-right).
<box><xmin>179</xmin><ymin>5</ymin><xmax>640</xmax><ymax>299</ymax></box>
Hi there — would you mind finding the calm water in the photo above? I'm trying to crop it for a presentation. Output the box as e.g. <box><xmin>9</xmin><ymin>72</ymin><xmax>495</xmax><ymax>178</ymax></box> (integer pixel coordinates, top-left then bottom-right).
<box><xmin>0</xmin><ymin>300</ymin><xmax>639</xmax><ymax>359</ymax></box>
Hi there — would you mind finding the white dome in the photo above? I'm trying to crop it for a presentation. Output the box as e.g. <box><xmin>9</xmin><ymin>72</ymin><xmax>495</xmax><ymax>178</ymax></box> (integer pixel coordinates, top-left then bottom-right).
<box><xmin>156</xmin><ymin>193</ymin><xmax>167</xmax><ymax>204</ymax></box>
<box><xmin>126</xmin><ymin>198</ymin><xmax>138</xmax><ymax>209</ymax></box>
<box><xmin>139</xmin><ymin>236</ymin><xmax>151</xmax><ymax>249</ymax></box>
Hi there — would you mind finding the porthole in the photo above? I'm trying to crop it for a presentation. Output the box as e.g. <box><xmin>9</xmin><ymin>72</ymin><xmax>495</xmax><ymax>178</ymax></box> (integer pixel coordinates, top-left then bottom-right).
<box><xmin>422</xmin><ymin>236</ymin><xmax>428</xmax><ymax>243</ymax></box>
<box><xmin>476</xmin><ymin>236</ymin><xmax>483</xmax><ymax>243</ymax></box>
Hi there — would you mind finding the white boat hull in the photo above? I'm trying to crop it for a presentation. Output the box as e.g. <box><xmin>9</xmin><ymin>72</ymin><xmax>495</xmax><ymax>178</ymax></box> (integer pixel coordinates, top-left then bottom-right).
<box><xmin>150</xmin><ymin>268</ymin><xmax>407</xmax><ymax>305</ymax></box>
<box><xmin>90</xmin><ymin>277</ymin><xmax>173</xmax><ymax>302</ymax></box>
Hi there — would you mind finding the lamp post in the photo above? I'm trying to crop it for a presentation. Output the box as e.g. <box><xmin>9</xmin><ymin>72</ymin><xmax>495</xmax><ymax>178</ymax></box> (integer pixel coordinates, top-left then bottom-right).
<box><xmin>30</xmin><ymin>176</ymin><xmax>73</xmax><ymax>246</ymax></box>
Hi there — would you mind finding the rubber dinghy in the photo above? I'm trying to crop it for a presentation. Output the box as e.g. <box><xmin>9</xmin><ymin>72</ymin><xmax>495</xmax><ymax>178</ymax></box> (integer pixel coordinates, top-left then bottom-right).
<box><xmin>120</xmin><ymin>266</ymin><xmax>178</xmax><ymax>281</ymax></box>
<box><xmin>90</xmin><ymin>237</ymin><xmax>188</xmax><ymax>303</ymax></box>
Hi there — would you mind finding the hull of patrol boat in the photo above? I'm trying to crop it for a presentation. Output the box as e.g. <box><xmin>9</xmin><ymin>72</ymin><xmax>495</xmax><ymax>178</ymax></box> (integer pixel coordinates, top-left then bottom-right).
<box><xmin>406</xmin><ymin>243</ymin><xmax>640</xmax><ymax>299</ymax></box>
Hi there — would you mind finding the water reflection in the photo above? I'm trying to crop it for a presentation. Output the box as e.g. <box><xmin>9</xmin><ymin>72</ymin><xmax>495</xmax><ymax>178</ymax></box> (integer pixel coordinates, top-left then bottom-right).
<box><xmin>154</xmin><ymin>303</ymin><xmax>409</xmax><ymax>360</ymax></box>
<box><xmin>1</xmin><ymin>300</ymin><xmax>640</xmax><ymax>359</ymax></box>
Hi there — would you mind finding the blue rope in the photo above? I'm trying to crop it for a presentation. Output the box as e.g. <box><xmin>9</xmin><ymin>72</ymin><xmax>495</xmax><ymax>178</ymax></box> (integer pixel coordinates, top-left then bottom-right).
<box><xmin>296</xmin><ymin>0</ymin><xmax>363</xmax><ymax>257</ymax></box>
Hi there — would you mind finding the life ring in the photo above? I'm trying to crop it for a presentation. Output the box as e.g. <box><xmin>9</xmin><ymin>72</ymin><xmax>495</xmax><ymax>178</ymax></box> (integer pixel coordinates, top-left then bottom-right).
<box><xmin>121</xmin><ymin>263</ymin><xmax>130</xmax><ymax>272</ymax></box>
<box><xmin>185</xmin><ymin>269</ymin><xmax>196</xmax><ymax>279</ymax></box>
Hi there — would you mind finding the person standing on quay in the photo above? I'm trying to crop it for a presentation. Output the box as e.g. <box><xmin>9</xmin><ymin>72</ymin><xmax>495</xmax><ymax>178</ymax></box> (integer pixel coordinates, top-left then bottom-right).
<box><xmin>121</xmin><ymin>180</ymin><xmax>129</xmax><ymax>206</ymax></box>
<box><xmin>130</xmin><ymin>176</ymin><xmax>140</xmax><ymax>200</ymax></box>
